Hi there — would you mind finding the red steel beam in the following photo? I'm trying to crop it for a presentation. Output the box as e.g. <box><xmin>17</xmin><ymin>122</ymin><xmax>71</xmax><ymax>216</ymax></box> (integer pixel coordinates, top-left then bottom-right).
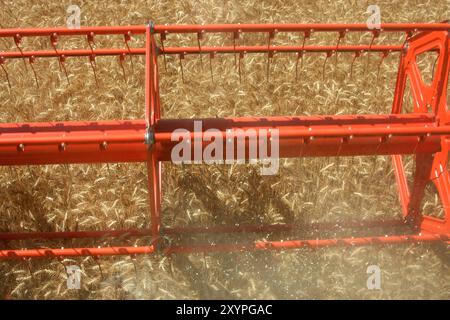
<box><xmin>0</xmin><ymin>23</ymin><xmax>447</xmax><ymax>38</ymax></box>
<box><xmin>0</xmin><ymin>26</ymin><xmax>147</xmax><ymax>37</ymax></box>
<box><xmin>153</xmin><ymin>113</ymin><xmax>444</xmax><ymax>160</ymax></box>
<box><xmin>0</xmin><ymin>45</ymin><xmax>403</xmax><ymax>60</ymax></box>
<box><xmin>0</xmin><ymin>114</ymin><xmax>446</xmax><ymax>165</ymax></box>
<box><xmin>1</xmin><ymin>233</ymin><xmax>447</xmax><ymax>259</ymax></box>
<box><xmin>0</xmin><ymin>120</ymin><xmax>146</xmax><ymax>165</ymax></box>
<box><xmin>0</xmin><ymin>48</ymin><xmax>145</xmax><ymax>59</ymax></box>
<box><xmin>153</xmin><ymin>23</ymin><xmax>450</xmax><ymax>34</ymax></box>
<box><xmin>0</xmin><ymin>229</ymin><xmax>151</xmax><ymax>240</ymax></box>
<box><xmin>154</xmin><ymin>115</ymin><xmax>446</xmax><ymax>141</ymax></box>
<box><xmin>0</xmin><ymin>246</ymin><xmax>155</xmax><ymax>259</ymax></box>
<box><xmin>165</xmin><ymin>233</ymin><xmax>450</xmax><ymax>254</ymax></box>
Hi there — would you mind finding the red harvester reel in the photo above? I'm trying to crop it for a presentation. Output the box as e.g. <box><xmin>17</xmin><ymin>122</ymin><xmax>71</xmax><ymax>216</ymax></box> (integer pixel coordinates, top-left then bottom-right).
<box><xmin>0</xmin><ymin>22</ymin><xmax>449</xmax><ymax>259</ymax></box>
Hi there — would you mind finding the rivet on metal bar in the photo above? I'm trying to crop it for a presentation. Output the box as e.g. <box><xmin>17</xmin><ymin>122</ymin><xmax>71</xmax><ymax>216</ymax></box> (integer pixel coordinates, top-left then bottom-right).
<box><xmin>405</xmin><ymin>30</ymin><xmax>414</xmax><ymax>42</ymax></box>
<box><xmin>159</xmin><ymin>31</ymin><xmax>167</xmax><ymax>72</ymax></box>
<box><xmin>179</xmin><ymin>52</ymin><xmax>185</xmax><ymax>83</ymax></box>
<box><xmin>209</xmin><ymin>51</ymin><xmax>215</xmax><ymax>83</ymax></box>
<box><xmin>13</xmin><ymin>34</ymin><xmax>28</xmax><ymax>70</ymax></box>
<box><xmin>124</xmin><ymin>31</ymin><xmax>135</xmax><ymax>71</ymax></box>
<box><xmin>376</xmin><ymin>50</ymin><xmax>390</xmax><ymax>82</ymax></box>
<box><xmin>322</xmin><ymin>50</ymin><xmax>333</xmax><ymax>80</ymax></box>
<box><xmin>0</xmin><ymin>56</ymin><xmax>12</xmax><ymax>90</ymax></box>
<box><xmin>59</xmin><ymin>142</ymin><xmax>66</xmax><ymax>152</ymax></box>
<box><xmin>304</xmin><ymin>136</ymin><xmax>314</xmax><ymax>144</ymax></box>
<box><xmin>119</xmin><ymin>53</ymin><xmax>127</xmax><ymax>82</ymax></box>
<box><xmin>197</xmin><ymin>31</ymin><xmax>204</xmax><ymax>70</ymax></box>
<box><xmin>350</xmin><ymin>50</ymin><xmax>362</xmax><ymax>79</ymax></box>
<box><xmin>365</xmin><ymin>29</ymin><xmax>380</xmax><ymax>73</ymax></box>
<box><xmin>419</xmin><ymin>132</ymin><xmax>431</xmax><ymax>143</ymax></box>
<box><xmin>87</xmin><ymin>32</ymin><xmax>95</xmax><ymax>51</ymax></box>
<box><xmin>335</xmin><ymin>137</ymin><xmax>343</xmax><ymax>157</ymax></box>
<box><xmin>28</xmin><ymin>55</ymin><xmax>39</xmax><ymax>88</ymax></box>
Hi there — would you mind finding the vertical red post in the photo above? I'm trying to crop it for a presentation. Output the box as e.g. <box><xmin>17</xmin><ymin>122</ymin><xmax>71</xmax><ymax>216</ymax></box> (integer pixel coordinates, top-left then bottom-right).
<box><xmin>145</xmin><ymin>22</ymin><xmax>162</xmax><ymax>246</ymax></box>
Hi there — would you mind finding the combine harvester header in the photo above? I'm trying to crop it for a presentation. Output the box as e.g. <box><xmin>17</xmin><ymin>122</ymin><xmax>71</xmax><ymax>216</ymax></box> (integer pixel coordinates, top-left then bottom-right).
<box><xmin>0</xmin><ymin>22</ymin><xmax>449</xmax><ymax>259</ymax></box>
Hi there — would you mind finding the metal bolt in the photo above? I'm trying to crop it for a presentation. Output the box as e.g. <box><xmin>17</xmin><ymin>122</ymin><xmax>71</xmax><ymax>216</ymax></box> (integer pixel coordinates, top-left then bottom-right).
<box><xmin>144</xmin><ymin>128</ymin><xmax>155</xmax><ymax>146</ymax></box>
<box><xmin>148</xmin><ymin>21</ymin><xmax>155</xmax><ymax>34</ymax></box>
<box><xmin>403</xmin><ymin>42</ymin><xmax>409</xmax><ymax>54</ymax></box>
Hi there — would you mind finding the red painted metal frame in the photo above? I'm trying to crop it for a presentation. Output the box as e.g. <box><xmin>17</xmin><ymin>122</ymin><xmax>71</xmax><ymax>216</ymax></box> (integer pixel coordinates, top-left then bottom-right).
<box><xmin>1</xmin><ymin>114</ymin><xmax>448</xmax><ymax>165</ymax></box>
<box><xmin>391</xmin><ymin>29</ymin><xmax>450</xmax><ymax>235</ymax></box>
<box><xmin>0</xmin><ymin>23</ymin><xmax>449</xmax><ymax>259</ymax></box>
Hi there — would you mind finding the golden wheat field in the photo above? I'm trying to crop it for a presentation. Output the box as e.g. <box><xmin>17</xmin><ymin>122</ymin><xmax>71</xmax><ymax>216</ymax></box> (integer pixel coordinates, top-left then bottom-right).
<box><xmin>0</xmin><ymin>0</ymin><xmax>449</xmax><ymax>300</ymax></box>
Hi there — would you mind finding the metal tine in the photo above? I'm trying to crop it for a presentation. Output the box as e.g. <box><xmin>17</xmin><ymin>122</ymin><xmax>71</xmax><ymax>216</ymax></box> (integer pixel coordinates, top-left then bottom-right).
<box><xmin>50</xmin><ymin>33</ymin><xmax>70</xmax><ymax>85</ymax></box>
<box><xmin>92</xmin><ymin>255</ymin><xmax>105</xmax><ymax>280</ymax></box>
<box><xmin>335</xmin><ymin>30</ymin><xmax>347</xmax><ymax>65</ymax></box>
<box><xmin>89</xmin><ymin>55</ymin><xmax>100</xmax><ymax>87</ymax></box>
<box><xmin>23</xmin><ymin>258</ymin><xmax>35</xmax><ymax>282</ymax></box>
<box><xmin>13</xmin><ymin>34</ymin><xmax>28</xmax><ymax>71</ymax></box>
<box><xmin>87</xmin><ymin>33</ymin><xmax>100</xmax><ymax>87</ymax></box>
<box><xmin>55</xmin><ymin>257</ymin><xmax>70</xmax><ymax>283</ymax></box>
<box><xmin>197</xmin><ymin>31</ymin><xmax>204</xmax><ymax>70</ymax></box>
<box><xmin>209</xmin><ymin>51</ymin><xmax>215</xmax><ymax>83</ymax></box>
<box><xmin>50</xmin><ymin>33</ymin><xmax>63</xmax><ymax>73</ymax></box>
<box><xmin>238</xmin><ymin>51</ymin><xmax>245</xmax><ymax>84</ymax></box>
<box><xmin>124</xmin><ymin>31</ymin><xmax>135</xmax><ymax>72</ymax></box>
<box><xmin>28</xmin><ymin>55</ymin><xmax>39</xmax><ymax>88</ymax></box>
<box><xmin>0</xmin><ymin>56</ymin><xmax>12</xmax><ymax>90</ymax></box>
<box><xmin>376</xmin><ymin>50</ymin><xmax>390</xmax><ymax>82</ymax></box>
<box><xmin>59</xmin><ymin>55</ymin><xmax>70</xmax><ymax>85</ymax></box>
<box><xmin>267</xmin><ymin>50</ymin><xmax>275</xmax><ymax>82</ymax></box>
<box><xmin>295</xmin><ymin>30</ymin><xmax>311</xmax><ymax>81</ymax></box>
<box><xmin>350</xmin><ymin>50</ymin><xmax>361</xmax><ymax>79</ymax></box>
<box><xmin>159</xmin><ymin>31</ymin><xmax>167</xmax><ymax>72</ymax></box>
<box><xmin>87</xmin><ymin>32</ymin><xmax>95</xmax><ymax>52</ymax></box>
<box><xmin>179</xmin><ymin>52</ymin><xmax>185</xmax><ymax>83</ymax></box>
<box><xmin>266</xmin><ymin>30</ymin><xmax>276</xmax><ymax>82</ymax></box>
<box><xmin>322</xmin><ymin>50</ymin><xmax>333</xmax><ymax>81</ymax></box>
<box><xmin>295</xmin><ymin>51</ymin><xmax>303</xmax><ymax>81</ymax></box>
<box><xmin>365</xmin><ymin>29</ymin><xmax>380</xmax><ymax>74</ymax></box>
<box><xmin>119</xmin><ymin>53</ymin><xmax>127</xmax><ymax>82</ymax></box>
<box><xmin>233</xmin><ymin>30</ymin><xmax>240</xmax><ymax>68</ymax></box>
